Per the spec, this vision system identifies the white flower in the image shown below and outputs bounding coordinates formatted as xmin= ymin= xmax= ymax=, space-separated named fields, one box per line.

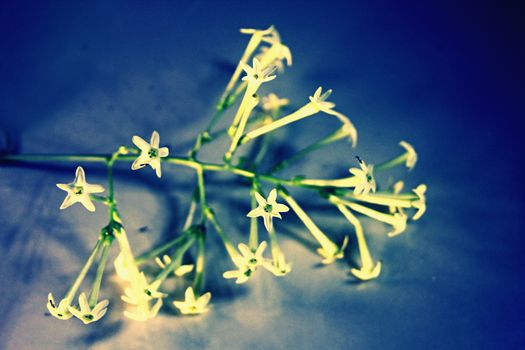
xmin=412 ymin=184 xmax=427 ymax=220
xmin=317 ymin=236 xmax=349 ymax=265
xmin=223 ymin=242 xmax=272 ymax=284
xmin=123 ymin=299 xmax=163 ymax=322
xmin=56 ymin=166 xmax=104 ymax=212
xmin=241 ymin=58 xmax=277 ymax=87
xmin=121 ymin=272 xmax=167 ymax=305
xmin=131 ymin=130 xmax=169 ymax=178
xmin=387 ymin=212 xmax=408 ymax=237
xmin=349 ymin=158 xmax=376 ymax=195
xmin=173 ymin=287 xmax=211 ymax=315
xmin=309 ymin=87 xmax=357 ymax=147
xmin=67 ymin=293 xmax=109 ymax=324
xmin=155 ymin=255 xmax=194 ymax=277
xmin=246 ymin=189 xmax=289 ymax=232
xmin=399 ymin=141 xmax=418 ymax=170
xmin=47 ymin=293 xmax=73 ymax=320
xmin=261 ymin=93 xmax=289 ymax=113
xmin=114 ymin=252 xmax=132 ymax=281
xmin=266 ymin=251 xmax=292 ymax=276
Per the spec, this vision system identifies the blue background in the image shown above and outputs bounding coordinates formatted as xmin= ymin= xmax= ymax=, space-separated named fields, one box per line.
xmin=0 ymin=1 xmax=523 ymax=349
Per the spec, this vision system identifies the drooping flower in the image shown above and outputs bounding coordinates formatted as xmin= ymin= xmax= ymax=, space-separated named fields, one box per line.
xmin=56 ymin=166 xmax=105 ymax=212
xmin=121 ymin=272 xmax=167 ymax=305
xmin=223 ymin=241 xmax=272 ymax=284
xmin=131 ymin=130 xmax=169 ymax=178
xmin=349 ymin=157 xmax=377 ymax=195
xmin=123 ymin=299 xmax=163 ymax=322
xmin=67 ymin=292 xmax=109 ymax=325
xmin=47 ymin=293 xmax=73 ymax=320
xmin=317 ymin=236 xmax=349 ymax=265
xmin=266 ymin=250 xmax=292 ymax=276
xmin=114 ymin=252 xmax=132 ymax=282
xmin=155 ymin=255 xmax=194 ymax=277
xmin=173 ymin=287 xmax=211 ymax=315
xmin=246 ymin=189 xmax=289 ymax=232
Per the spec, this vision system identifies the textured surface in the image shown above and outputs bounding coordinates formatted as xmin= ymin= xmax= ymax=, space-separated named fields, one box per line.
xmin=0 ymin=1 xmax=523 ymax=349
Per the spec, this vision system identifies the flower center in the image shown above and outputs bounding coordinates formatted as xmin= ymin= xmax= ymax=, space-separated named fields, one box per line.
xmin=249 ymin=258 xmax=258 ymax=265
xmin=74 ymin=186 xmax=84 ymax=195
xmin=366 ymin=174 xmax=372 ymax=182
xmin=264 ymin=204 xmax=273 ymax=213
xmin=148 ymin=148 xmax=159 ymax=158
xmin=144 ymin=289 xmax=152 ymax=297
xmin=244 ymin=269 xmax=253 ymax=277
xmin=83 ymin=314 xmax=94 ymax=321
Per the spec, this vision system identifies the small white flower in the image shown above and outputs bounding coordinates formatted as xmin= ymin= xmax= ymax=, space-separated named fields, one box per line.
xmin=67 ymin=293 xmax=109 ymax=325
xmin=131 ymin=130 xmax=169 ymax=178
xmin=114 ymin=252 xmax=132 ymax=281
xmin=123 ymin=299 xmax=163 ymax=322
xmin=47 ymin=293 xmax=73 ymax=320
xmin=223 ymin=242 xmax=272 ymax=284
xmin=173 ymin=287 xmax=211 ymax=315
xmin=412 ymin=184 xmax=427 ymax=221
xmin=241 ymin=58 xmax=277 ymax=87
xmin=246 ymin=189 xmax=289 ymax=232
xmin=399 ymin=141 xmax=418 ymax=170
xmin=349 ymin=158 xmax=376 ymax=195
xmin=56 ymin=166 xmax=104 ymax=212
xmin=387 ymin=212 xmax=408 ymax=237
xmin=266 ymin=251 xmax=292 ymax=276
xmin=155 ymin=255 xmax=194 ymax=277
xmin=261 ymin=93 xmax=289 ymax=113
xmin=317 ymin=236 xmax=349 ymax=265
xmin=121 ymin=272 xmax=167 ymax=305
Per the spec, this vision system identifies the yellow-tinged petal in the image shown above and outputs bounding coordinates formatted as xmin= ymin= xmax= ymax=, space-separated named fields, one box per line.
xmin=399 ymin=141 xmax=418 ymax=170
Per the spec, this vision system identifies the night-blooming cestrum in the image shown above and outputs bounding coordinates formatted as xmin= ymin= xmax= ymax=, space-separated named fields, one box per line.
xmin=317 ymin=236 xmax=349 ymax=265
xmin=121 ymin=272 xmax=167 ymax=305
xmin=47 ymin=293 xmax=73 ymax=320
xmin=223 ymin=242 xmax=272 ymax=284
xmin=173 ymin=287 xmax=211 ymax=315
xmin=247 ymin=189 xmax=289 ymax=232
xmin=56 ymin=166 xmax=105 ymax=212
xmin=399 ymin=141 xmax=418 ymax=170
xmin=155 ymin=254 xmax=194 ymax=277
xmin=131 ymin=130 xmax=169 ymax=178
xmin=241 ymin=58 xmax=276 ymax=92
xmin=412 ymin=184 xmax=427 ymax=220
xmin=262 ymin=93 xmax=289 ymax=113
xmin=67 ymin=292 xmax=109 ymax=324
xmin=350 ymin=157 xmax=376 ymax=195
xmin=267 ymin=251 xmax=292 ymax=276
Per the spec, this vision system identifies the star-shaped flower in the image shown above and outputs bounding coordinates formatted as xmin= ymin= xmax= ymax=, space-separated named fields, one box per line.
xmin=47 ymin=293 xmax=73 ymax=320
xmin=247 ymin=189 xmax=289 ymax=232
xmin=67 ymin=293 xmax=109 ymax=325
xmin=349 ymin=158 xmax=377 ymax=196
xmin=131 ymin=130 xmax=169 ymax=178
xmin=56 ymin=166 xmax=104 ymax=212
xmin=261 ymin=93 xmax=289 ymax=113
xmin=223 ymin=242 xmax=272 ymax=284
xmin=173 ymin=287 xmax=211 ymax=315
xmin=241 ymin=58 xmax=277 ymax=87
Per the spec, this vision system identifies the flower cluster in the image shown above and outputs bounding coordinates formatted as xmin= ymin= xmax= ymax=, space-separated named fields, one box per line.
xmin=0 ymin=25 xmax=427 ymax=324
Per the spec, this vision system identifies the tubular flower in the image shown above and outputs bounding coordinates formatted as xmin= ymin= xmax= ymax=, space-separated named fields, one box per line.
xmin=173 ymin=287 xmax=211 ymax=315
xmin=121 ymin=272 xmax=167 ymax=306
xmin=412 ymin=184 xmax=427 ymax=220
xmin=155 ymin=255 xmax=194 ymax=277
xmin=67 ymin=293 xmax=109 ymax=325
xmin=267 ymin=250 xmax=292 ymax=277
xmin=124 ymin=299 xmax=163 ymax=322
xmin=47 ymin=293 xmax=73 ymax=320
xmin=389 ymin=181 xmax=405 ymax=214
xmin=56 ymin=166 xmax=105 ymax=212
xmin=114 ymin=252 xmax=132 ymax=282
xmin=131 ymin=130 xmax=169 ymax=178
xmin=399 ymin=141 xmax=418 ymax=170
xmin=255 ymin=30 xmax=292 ymax=72
xmin=246 ymin=189 xmax=289 ymax=232
xmin=223 ymin=242 xmax=272 ymax=284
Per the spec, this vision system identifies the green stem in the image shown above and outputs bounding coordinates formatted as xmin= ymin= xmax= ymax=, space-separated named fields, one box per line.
xmin=64 ymin=239 xmax=103 ymax=302
xmin=135 ymin=233 xmax=191 ymax=265
xmin=88 ymin=238 xmax=112 ymax=307
xmin=374 ymin=153 xmax=408 ymax=172
xmin=204 ymin=208 xmax=239 ymax=259
xmin=248 ymin=182 xmax=259 ymax=250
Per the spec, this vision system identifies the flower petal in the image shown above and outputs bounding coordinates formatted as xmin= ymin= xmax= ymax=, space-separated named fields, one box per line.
xmin=132 ymin=135 xmax=150 ymax=151
xmin=75 ymin=166 xmax=86 ymax=185
xmin=267 ymin=189 xmax=277 ymax=204
xmin=150 ymin=131 xmax=160 ymax=148
xmin=159 ymin=147 xmax=169 ymax=158
xmin=254 ymin=192 xmax=267 ymax=207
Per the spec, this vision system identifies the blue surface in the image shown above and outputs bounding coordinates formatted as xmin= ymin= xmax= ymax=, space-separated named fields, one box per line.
xmin=0 ymin=1 xmax=524 ymax=349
